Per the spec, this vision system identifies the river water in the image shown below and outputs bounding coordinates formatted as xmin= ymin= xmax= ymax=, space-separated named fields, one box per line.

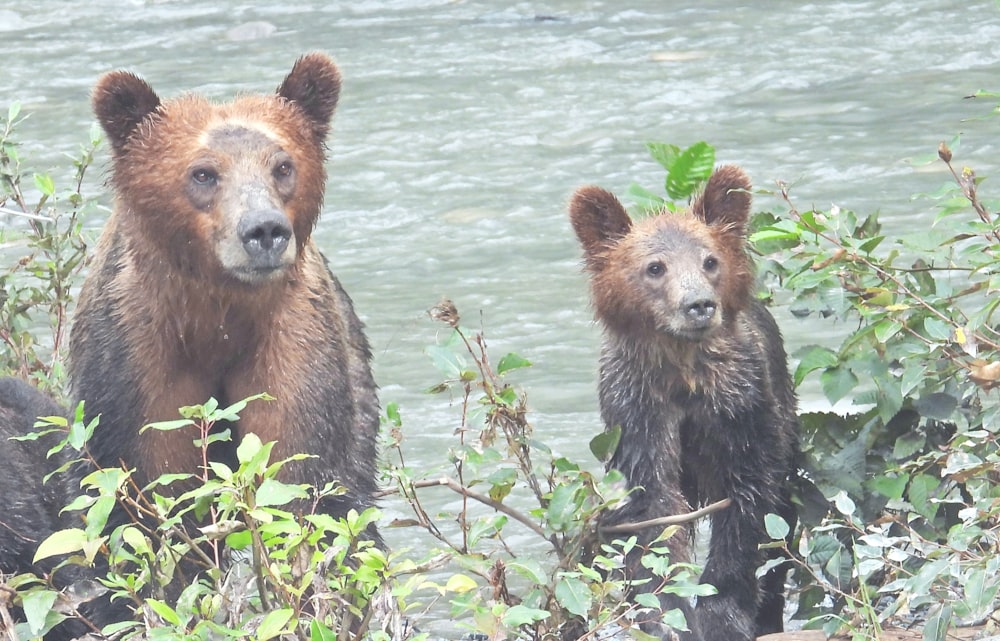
xmin=4 ymin=1 xmax=1000 ymax=635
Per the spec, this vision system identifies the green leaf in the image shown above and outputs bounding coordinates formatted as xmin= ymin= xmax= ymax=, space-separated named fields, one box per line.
xmin=922 ymin=317 xmax=952 ymax=341
xmin=33 ymin=528 xmax=86 ymax=563
xmin=914 ymin=393 xmax=958 ymax=421
xmin=793 ymin=345 xmax=839 ymax=387
xmin=507 ymin=560 xmax=547 ymax=585
xmin=546 ymin=481 xmax=583 ymax=531
xmin=255 ymin=478 xmax=308 ymax=507
xmin=764 ymin=513 xmax=790 ymax=540
xmin=659 ymin=608 xmax=691 ymax=632
xmin=445 ymin=573 xmax=478 ymax=593
xmin=646 ymin=142 xmax=681 ymax=171
xmin=870 ymin=473 xmax=907 ymax=501
xmin=554 ymin=576 xmax=592 ymax=617
xmin=820 ymin=366 xmax=858 ymax=404
xmin=257 ymin=608 xmax=294 ymax=641
xmin=501 ymin=604 xmax=550 ymax=626
xmin=425 ymin=344 xmax=465 ymax=379
xmin=907 ymin=474 xmax=940 ymax=521
xmin=236 ymin=432 xmax=265 ymax=465
xmin=141 ymin=418 xmax=195 ymax=433
xmin=665 ymin=141 xmax=715 ymax=200
xmin=921 ymin=604 xmax=952 ymax=641
xmin=626 ymin=183 xmax=666 ymax=212
xmin=146 ymin=599 xmax=181 ymax=626
xmin=497 ymin=352 xmax=532 ymax=375
xmin=310 ymin=620 xmax=336 ymax=641
xmin=33 ymin=173 xmax=55 ymax=197
xmin=23 ymin=590 xmax=58 ymax=635
xmin=589 ymin=425 xmax=621 ymax=461
xmin=832 ymin=491 xmax=856 ymax=516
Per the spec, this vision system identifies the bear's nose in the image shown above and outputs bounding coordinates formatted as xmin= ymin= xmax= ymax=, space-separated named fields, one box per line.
xmin=238 ymin=209 xmax=292 ymax=266
xmin=683 ymin=297 xmax=717 ymax=325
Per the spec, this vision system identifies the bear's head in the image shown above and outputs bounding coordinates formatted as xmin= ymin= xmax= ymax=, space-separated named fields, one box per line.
xmin=92 ymin=53 xmax=341 ymax=286
xmin=569 ymin=165 xmax=754 ymax=342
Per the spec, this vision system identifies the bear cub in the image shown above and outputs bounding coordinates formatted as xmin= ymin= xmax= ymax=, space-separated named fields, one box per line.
xmin=569 ymin=166 xmax=799 ymax=641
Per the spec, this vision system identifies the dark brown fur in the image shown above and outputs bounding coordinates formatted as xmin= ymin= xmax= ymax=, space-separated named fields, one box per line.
xmin=72 ymin=52 xmax=379 ymax=529
xmin=570 ymin=166 xmax=799 ymax=641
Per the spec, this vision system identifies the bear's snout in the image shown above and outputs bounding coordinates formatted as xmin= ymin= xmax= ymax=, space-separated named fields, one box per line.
xmin=682 ymin=294 xmax=717 ymax=327
xmin=238 ymin=209 xmax=293 ymax=269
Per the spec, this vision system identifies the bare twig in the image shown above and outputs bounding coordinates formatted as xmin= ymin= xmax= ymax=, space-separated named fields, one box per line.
xmin=599 ymin=498 xmax=733 ymax=534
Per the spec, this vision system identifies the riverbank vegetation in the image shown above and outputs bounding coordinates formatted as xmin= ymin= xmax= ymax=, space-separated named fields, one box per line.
xmin=3 ymin=91 xmax=1000 ymax=640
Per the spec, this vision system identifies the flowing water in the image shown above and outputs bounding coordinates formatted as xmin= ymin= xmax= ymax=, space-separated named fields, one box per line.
xmin=4 ymin=1 xmax=1000 ymax=635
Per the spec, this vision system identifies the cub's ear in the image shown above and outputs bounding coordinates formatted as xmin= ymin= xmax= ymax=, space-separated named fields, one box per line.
xmin=277 ymin=52 xmax=341 ymax=143
xmin=92 ymin=71 xmax=161 ymax=156
xmin=569 ymin=186 xmax=632 ymax=270
xmin=693 ymin=165 xmax=752 ymax=236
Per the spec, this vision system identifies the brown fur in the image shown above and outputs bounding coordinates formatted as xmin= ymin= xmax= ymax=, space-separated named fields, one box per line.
xmin=570 ymin=166 xmax=799 ymax=641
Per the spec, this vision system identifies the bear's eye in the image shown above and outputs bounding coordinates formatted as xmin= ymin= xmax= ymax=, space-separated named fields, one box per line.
xmin=191 ymin=168 xmax=217 ymax=186
xmin=704 ymin=256 xmax=718 ymax=271
xmin=274 ymin=160 xmax=294 ymax=179
xmin=646 ymin=261 xmax=665 ymax=278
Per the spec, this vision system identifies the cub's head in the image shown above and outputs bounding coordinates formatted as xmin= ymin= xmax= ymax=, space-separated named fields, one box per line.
xmin=92 ymin=53 xmax=341 ymax=285
xmin=569 ymin=165 xmax=754 ymax=341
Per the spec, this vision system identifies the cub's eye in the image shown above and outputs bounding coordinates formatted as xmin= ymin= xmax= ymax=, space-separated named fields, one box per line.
xmin=274 ymin=160 xmax=294 ymax=178
xmin=704 ymin=256 xmax=718 ymax=271
xmin=646 ymin=261 xmax=665 ymax=277
xmin=191 ymin=168 xmax=217 ymax=186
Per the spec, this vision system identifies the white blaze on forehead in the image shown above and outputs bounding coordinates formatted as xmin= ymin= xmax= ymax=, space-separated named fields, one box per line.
xmin=196 ymin=117 xmax=287 ymax=148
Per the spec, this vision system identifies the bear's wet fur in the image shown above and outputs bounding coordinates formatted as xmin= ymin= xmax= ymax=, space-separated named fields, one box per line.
xmin=0 ymin=54 xmax=384 ymax=636
xmin=0 ymin=378 xmax=71 ymax=579
xmin=73 ymin=52 xmax=379 ymax=523
xmin=569 ymin=165 xmax=799 ymax=640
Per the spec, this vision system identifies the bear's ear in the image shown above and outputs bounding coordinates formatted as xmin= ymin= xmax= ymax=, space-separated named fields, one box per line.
xmin=569 ymin=186 xmax=632 ymax=270
xmin=92 ymin=71 xmax=161 ymax=155
xmin=692 ymin=165 xmax=752 ymax=236
xmin=277 ymin=52 xmax=341 ymax=143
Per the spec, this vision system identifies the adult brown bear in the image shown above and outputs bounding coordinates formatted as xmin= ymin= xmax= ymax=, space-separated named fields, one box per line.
xmin=73 ymin=52 xmax=380 ymax=532
xmin=569 ymin=166 xmax=799 ymax=640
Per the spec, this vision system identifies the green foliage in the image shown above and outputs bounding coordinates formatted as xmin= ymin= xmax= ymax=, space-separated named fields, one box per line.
xmin=8 ymin=96 xmax=1000 ymax=640
xmin=748 ymin=137 xmax=1000 ymax=636
xmin=382 ymin=299 xmax=713 ymax=638
xmin=1 ymin=103 xmax=99 ymax=392
xmin=4 ymin=397 xmax=400 ymax=641
xmin=627 ymin=140 xmax=715 ymax=213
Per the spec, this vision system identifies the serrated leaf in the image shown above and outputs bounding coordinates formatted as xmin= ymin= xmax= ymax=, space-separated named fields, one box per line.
xmin=646 ymin=142 xmax=681 ymax=170
xmin=665 ymin=141 xmax=715 ymax=200
xmin=820 ymin=366 xmax=858 ymax=404
xmin=793 ymin=345 xmax=839 ymax=387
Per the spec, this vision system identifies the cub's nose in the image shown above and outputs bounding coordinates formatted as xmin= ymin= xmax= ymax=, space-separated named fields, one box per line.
xmin=683 ymin=297 xmax=717 ymax=326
